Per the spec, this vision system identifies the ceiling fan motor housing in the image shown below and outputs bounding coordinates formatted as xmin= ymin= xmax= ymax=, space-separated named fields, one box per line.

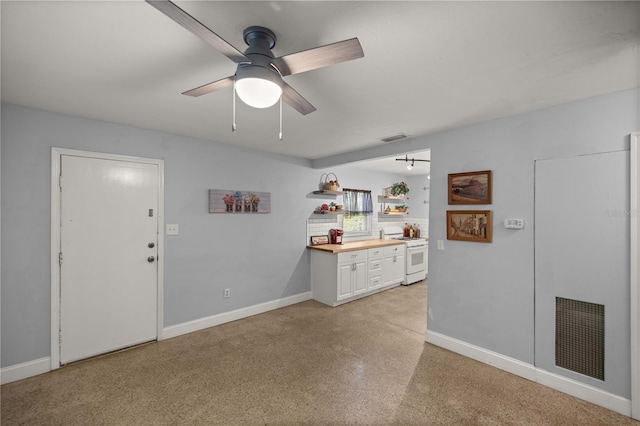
xmin=235 ymin=26 xmax=283 ymax=107
xmin=236 ymin=26 xmax=282 ymax=87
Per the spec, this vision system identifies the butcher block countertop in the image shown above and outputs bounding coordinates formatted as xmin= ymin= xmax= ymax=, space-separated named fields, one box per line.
xmin=307 ymin=239 xmax=405 ymax=254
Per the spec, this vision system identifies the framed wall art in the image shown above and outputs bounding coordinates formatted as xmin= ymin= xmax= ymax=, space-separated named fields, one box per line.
xmin=448 ymin=170 xmax=492 ymax=204
xmin=209 ymin=189 xmax=271 ymax=214
xmin=446 ymin=210 xmax=492 ymax=243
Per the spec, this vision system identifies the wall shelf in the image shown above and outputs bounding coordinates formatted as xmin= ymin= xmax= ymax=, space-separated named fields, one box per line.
xmin=312 ymin=210 xmax=346 ymax=216
xmin=378 ymin=195 xmax=408 ymax=203
xmin=378 ymin=211 xmax=408 ymax=217
xmin=312 ymin=190 xmax=345 ymax=196
xmin=378 ymin=195 xmax=408 ymax=216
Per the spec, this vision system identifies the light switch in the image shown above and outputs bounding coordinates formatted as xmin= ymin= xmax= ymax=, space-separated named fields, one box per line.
xmin=437 ymin=240 xmax=445 ymax=251
xmin=166 ymin=224 xmax=179 ymax=235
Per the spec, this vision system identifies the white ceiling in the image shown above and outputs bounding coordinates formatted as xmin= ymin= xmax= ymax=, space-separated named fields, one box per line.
xmin=2 ymin=1 xmax=638 ymax=169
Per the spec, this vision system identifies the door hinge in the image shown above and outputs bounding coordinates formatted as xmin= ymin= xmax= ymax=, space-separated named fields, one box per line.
xmin=59 ymin=174 xmax=63 ymax=190
xmin=59 ymin=252 xmax=63 ymax=266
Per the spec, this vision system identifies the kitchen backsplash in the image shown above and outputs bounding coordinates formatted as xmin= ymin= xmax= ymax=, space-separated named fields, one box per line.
xmin=306 ymin=215 xmax=429 ymax=246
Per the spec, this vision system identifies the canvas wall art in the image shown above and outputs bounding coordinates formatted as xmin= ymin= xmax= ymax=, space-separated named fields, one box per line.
xmin=209 ymin=189 xmax=271 ymax=214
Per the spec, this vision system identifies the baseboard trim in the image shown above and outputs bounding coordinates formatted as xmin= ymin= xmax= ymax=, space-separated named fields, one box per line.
xmin=1 ymin=357 xmax=51 ymax=385
xmin=426 ymin=331 xmax=631 ymax=417
xmin=536 ymin=368 xmax=631 ymax=417
xmin=426 ymin=330 xmax=537 ymax=381
xmin=162 ymin=291 xmax=313 ymax=339
xmin=1 ymin=292 xmax=312 ymax=384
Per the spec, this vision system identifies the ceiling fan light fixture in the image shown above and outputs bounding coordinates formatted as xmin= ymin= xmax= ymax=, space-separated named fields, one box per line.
xmin=235 ymin=65 xmax=283 ymax=108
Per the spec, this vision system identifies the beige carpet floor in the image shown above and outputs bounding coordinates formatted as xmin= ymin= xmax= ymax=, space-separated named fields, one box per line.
xmin=2 ymin=282 xmax=637 ymax=425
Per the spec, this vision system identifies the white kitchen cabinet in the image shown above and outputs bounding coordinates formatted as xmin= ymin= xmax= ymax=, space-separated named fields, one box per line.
xmin=311 ymin=249 xmax=368 ymax=306
xmin=383 ymin=245 xmax=405 ymax=287
xmin=311 ymin=243 xmax=404 ymax=307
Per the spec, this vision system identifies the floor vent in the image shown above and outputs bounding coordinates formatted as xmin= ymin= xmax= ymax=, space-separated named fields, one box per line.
xmin=555 ymin=297 xmax=604 ymax=380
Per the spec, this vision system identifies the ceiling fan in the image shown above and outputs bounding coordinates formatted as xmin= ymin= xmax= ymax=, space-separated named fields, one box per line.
xmin=146 ymin=0 xmax=365 ymax=118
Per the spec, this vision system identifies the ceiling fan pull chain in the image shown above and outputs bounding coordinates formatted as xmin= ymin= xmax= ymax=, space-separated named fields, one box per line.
xmin=232 ymin=79 xmax=237 ymax=132
xmin=279 ymin=95 xmax=283 ymax=141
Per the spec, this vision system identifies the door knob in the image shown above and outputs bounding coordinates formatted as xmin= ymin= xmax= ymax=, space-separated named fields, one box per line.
xmin=147 ymin=256 xmax=155 ymax=263
xmin=148 ymin=242 xmax=155 ymax=248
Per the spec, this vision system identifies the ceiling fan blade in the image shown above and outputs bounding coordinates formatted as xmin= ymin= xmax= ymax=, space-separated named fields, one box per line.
xmin=282 ymin=83 xmax=316 ymax=115
xmin=182 ymin=76 xmax=234 ymax=97
xmin=272 ymin=38 xmax=364 ymax=77
xmin=146 ymin=0 xmax=248 ymax=64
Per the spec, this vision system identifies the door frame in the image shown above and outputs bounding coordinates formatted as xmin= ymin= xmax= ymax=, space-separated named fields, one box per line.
xmin=50 ymin=147 xmax=165 ymax=369
xmin=631 ymin=133 xmax=640 ymax=419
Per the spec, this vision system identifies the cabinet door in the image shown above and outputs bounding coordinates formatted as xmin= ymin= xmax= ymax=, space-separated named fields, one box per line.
xmin=337 ymin=262 xmax=354 ymax=300
xmin=382 ymin=255 xmax=394 ymax=287
xmin=393 ymin=254 xmax=405 ymax=284
xmin=353 ymin=260 xmax=368 ymax=295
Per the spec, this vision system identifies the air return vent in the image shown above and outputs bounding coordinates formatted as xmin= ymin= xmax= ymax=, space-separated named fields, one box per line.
xmin=380 ymin=133 xmax=408 ymax=143
xmin=555 ymin=297 xmax=604 ymax=380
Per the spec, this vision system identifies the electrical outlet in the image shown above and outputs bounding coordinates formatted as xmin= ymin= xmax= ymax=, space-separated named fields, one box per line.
xmin=223 ymin=288 xmax=230 ymax=298
xmin=166 ymin=224 xmax=179 ymax=235
xmin=437 ymin=240 xmax=445 ymax=251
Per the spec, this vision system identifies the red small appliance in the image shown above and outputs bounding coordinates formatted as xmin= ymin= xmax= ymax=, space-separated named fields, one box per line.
xmin=329 ymin=229 xmax=344 ymax=245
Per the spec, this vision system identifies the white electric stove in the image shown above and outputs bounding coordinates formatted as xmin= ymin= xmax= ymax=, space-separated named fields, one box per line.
xmin=380 ymin=226 xmax=428 ymax=285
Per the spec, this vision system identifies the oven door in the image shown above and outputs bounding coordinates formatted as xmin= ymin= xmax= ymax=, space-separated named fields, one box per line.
xmin=406 ymin=245 xmax=427 ymax=275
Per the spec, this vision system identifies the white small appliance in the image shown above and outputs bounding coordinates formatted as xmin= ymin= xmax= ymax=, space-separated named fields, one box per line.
xmin=380 ymin=226 xmax=428 ymax=285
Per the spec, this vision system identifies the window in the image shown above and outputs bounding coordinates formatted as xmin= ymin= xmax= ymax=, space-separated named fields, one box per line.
xmin=343 ymin=213 xmax=372 ymax=236
xmin=342 ymin=189 xmax=373 ymax=236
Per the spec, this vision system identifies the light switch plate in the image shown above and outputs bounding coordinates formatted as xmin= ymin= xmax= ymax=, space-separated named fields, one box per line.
xmin=437 ymin=240 xmax=445 ymax=251
xmin=166 ymin=224 xmax=179 ymax=235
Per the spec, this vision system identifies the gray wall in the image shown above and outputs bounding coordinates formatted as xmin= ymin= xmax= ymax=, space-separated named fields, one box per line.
xmin=404 ymin=175 xmax=430 ymax=219
xmin=0 ymin=103 xmax=402 ymax=367
xmin=426 ymin=89 xmax=637 ymax=378
xmin=314 ymin=88 xmax=639 ymax=398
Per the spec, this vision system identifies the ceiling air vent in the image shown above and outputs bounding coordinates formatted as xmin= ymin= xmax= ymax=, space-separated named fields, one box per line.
xmin=381 ymin=133 xmax=408 ymax=143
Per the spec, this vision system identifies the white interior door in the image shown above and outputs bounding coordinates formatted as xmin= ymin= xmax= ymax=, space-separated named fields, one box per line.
xmin=59 ymin=154 xmax=159 ymax=364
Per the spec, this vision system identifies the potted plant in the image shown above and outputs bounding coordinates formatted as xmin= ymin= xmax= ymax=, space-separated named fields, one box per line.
xmin=395 ymin=205 xmax=408 ymax=213
xmin=391 ymin=181 xmax=409 ymax=196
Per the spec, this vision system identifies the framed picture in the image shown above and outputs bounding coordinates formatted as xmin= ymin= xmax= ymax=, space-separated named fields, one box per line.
xmin=447 ymin=210 xmax=492 ymax=243
xmin=448 ymin=170 xmax=492 ymax=204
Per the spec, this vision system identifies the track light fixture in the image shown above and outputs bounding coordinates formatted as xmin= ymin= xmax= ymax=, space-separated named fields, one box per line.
xmin=396 ymin=154 xmax=430 ymax=170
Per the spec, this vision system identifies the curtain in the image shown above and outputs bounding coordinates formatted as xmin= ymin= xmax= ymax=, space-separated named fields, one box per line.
xmin=343 ymin=189 xmax=373 ymax=213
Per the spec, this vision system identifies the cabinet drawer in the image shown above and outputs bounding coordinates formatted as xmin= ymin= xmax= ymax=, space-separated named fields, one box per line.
xmin=384 ymin=245 xmax=404 ymax=256
xmin=337 ymin=250 xmax=367 ymax=263
xmin=369 ymin=275 xmax=382 ymax=289
xmin=369 ymin=258 xmax=382 ymax=274
xmin=368 ymin=247 xmax=383 ymax=259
